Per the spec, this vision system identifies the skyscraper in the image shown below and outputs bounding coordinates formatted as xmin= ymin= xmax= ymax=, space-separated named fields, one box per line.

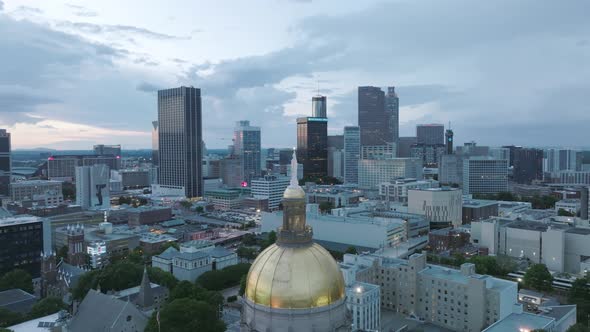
xmin=416 ymin=124 xmax=444 ymax=145
xmin=445 ymin=129 xmax=454 ymax=154
xmin=545 ymin=149 xmax=577 ymax=173
xmin=76 ymin=164 xmax=110 ymax=210
xmin=233 ymin=120 xmax=261 ymax=184
xmin=312 ymin=95 xmax=327 ymax=118
xmin=157 ymin=86 xmax=203 ymax=198
xmin=151 ymin=121 xmax=159 ymax=166
xmin=385 ymin=86 xmax=399 ymax=143
xmin=297 ymin=117 xmax=328 ymax=178
xmin=93 ymin=144 xmax=121 ymax=156
xmin=0 ymin=129 xmax=11 ymax=196
xmin=463 ymin=157 xmax=508 ymax=194
xmin=358 ymin=86 xmax=388 ymax=146
xmin=513 ymin=148 xmax=543 ymax=184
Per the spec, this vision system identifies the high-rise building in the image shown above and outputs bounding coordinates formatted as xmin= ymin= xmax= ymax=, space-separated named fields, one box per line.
xmin=76 ymin=164 xmax=110 ymax=210
xmin=233 ymin=120 xmax=261 ymax=184
xmin=327 ymin=135 xmax=344 ymax=150
xmin=10 ymin=180 xmax=64 ymax=206
xmin=312 ymin=95 xmax=327 ymax=118
xmin=489 ymin=147 xmax=510 ymax=162
xmin=358 ymin=86 xmax=387 ymax=146
xmin=297 ymin=117 xmax=328 ymax=178
xmin=463 ymin=157 xmax=508 ymax=194
xmin=0 ymin=129 xmax=11 ymax=196
xmin=513 ymin=148 xmax=543 ymax=184
xmin=385 ymin=86 xmax=399 ymax=143
xmin=344 ymin=126 xmax=360 ymax=184
xmin=358 ymin=158 xmax=423 ymax=190
xmin=445 ymin=129 xmax=454 ymax=154
xmin=93 ymin=144 xmax=121 ymax=156
xmin=242 ymin=154 xmax=349 ymax=331
xmin=397 ymin=136 xmax=417 ymax=158
xmin=502 ymin=145 xmax=520 ymax=167
xmin=416 ymin=124 xmax=444 ymax=145
xmin=0 ymin=216 xmax=46 ymax=277
xmin=151 ymin=121 xmax=159 ymax=166
xmin=220 ymin=156 xmax=243 ymax=188
xmin=545 ymin=149 xmax=577 ymax=173
xmin=327 ymin=148 xmax=344 ymax=179
xmin=47 ymin=155 xmax=120 ymax=181
xmin=250 ymin=175 xmax=290 ymax=211
xmin=157 ymin=86 xmax=203 ymax=198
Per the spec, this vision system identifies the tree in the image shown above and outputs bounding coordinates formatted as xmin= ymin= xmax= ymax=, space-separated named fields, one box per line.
xmin=241 ymin=233 xmax=257 ymax=246
xmin=195 ymin=206 xmax=204 ymax=213
xmin=28 ymin=297 xmax=67 ymax=319
xmin=0 ymin=269 xmax=34 ymax=293
xmin=147 ymin=267 xmax=178 ymax=290
xmin=56 ymin=245 xmax=69 ymax=262
xmin=236 ymin=246 xmax=257 ymax=261
xmin=0 ymin=307 xmax=23 ymax=328
xmin=196 ymin=263 xmax=251 ymax=291
xmin=568 ymin=276 xmax=590 ymax=325
xmin=566 ymin=323 xmax=590 ymax=332
xmin=62 ymin=182 xmax=75 ymax=200
xmin=345 ymin=246 xmax=358 ymax=255
xmin=260 ymin=231 xmax=277 ymax=251
xmin=180 ymin=200 xmax=193 ymax=209
xmin=524 ymin=264 xmax=553 ymax=291
xmin=158 ymin=241 xmax=180 ymax=254
xmin=318 ymin=201 xmax=334 ymax=214
xmin=558 ymin=208 xmax=576 ymax=217
xmin=239 ymin=275 xmax=247 ymax=296
xmin=145 ymin=298 xmax=225 ymax=332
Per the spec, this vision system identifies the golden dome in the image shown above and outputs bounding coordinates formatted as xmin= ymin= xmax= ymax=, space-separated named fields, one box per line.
xmin=283 ymin=185 xmax=305 ymax=199
xmin=245 ymin=242 xmax=345 ymax=309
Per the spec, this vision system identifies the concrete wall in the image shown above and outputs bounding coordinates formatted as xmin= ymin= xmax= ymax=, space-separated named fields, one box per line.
xmin=504 ymin=228 xmax=542 ymax=263
xmin=564 ymin=232 xmax=590 ymax=273
xmin=541 ymin=228 xmax=565 ymax=272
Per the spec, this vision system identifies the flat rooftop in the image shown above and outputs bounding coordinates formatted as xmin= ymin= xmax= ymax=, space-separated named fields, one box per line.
xmin=0 ymin=215 xmax=42 ymax=227
xmin=463 ymin=199 xmax=498 ymax=208
xmin=565 ymin=227 xmax=590 ymax=235
xmin=483 ymin=312 xmax=554 ymax=332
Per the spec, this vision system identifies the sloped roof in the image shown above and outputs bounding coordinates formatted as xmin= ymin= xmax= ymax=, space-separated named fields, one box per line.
xmin=68 ymin=290 xmax=148 ymax=332
xmin=0 ymin=289 xmax=37 ymax=313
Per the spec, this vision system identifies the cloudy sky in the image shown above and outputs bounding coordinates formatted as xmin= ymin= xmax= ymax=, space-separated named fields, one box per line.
xmin=0 ymin=0 xmax=588 ymax=150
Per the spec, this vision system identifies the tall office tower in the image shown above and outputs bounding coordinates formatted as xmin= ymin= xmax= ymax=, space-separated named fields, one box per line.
xmin=385 ymin=86 xmax=399 ymax=143
xmin=220 ymin=156 xmax=243 ymax=188
xmin=47 ymin=155 xmax=120 ymax=181
xmin=463 ymin=157 xmax=508 ymax=195
xmin=279 ymin=149 xmax=293 ymax=165
xmin=233 ymin=120 xmax=261 ymax=184
xmin=157 ymin=86 xmax=203 ymax=198
xmin=513 ymin=148 xmax=543 ymax=184
xmin=358 ymin=86 xmax=389 ymax=146
xmin=445 ymin=129 xmax=454 ymax=154
xmin=397 ymin=137 xmax=417 ymax=158
xmin=0 ymin=129 xmax=10 ymax=196
xmin=416 ymin=124 xmax=444 ymax=145
xmin=489 ymin=147 xmax=510 ymax=162
xmin=250 ymin=175 xmax=290 ymax=211
xmin=151 ymin=121 xmax=159 ymax=166
xmin=502 ymin=145 xmax=520 ymax=167
xmin=93 ymin=144 xmax=121 ymax=156
xmin=545 ymin=149 xmax=577 ymax=173
xmin=344 ymin=126 xmax=361 ymax=184
xmin=297 ymin=117 xmax=328 ymax=178
xmin=327 ymin=135 xmax=344 ymax=150
xmin=312 ymin=95 xmax=327 ymax=118
xmin=75 ymin=164 xmax=110 ymax=210
xmin=327 ymin=148 xmax=344 ymax=179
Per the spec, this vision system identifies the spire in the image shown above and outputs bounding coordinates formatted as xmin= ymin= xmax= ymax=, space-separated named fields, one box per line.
xmin=136 ymin=266 xmax=154 ymax=308
xmin=290 ymin=149 xmax=298 ymax=187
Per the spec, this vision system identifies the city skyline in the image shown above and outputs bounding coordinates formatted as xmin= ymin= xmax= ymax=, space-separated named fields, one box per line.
xmin=0 ymin=0 xmax=589 ymax=150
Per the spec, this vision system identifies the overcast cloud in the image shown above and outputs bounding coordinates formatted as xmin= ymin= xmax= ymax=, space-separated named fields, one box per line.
xmin=0 ymin=0 xmax=588 ymax=149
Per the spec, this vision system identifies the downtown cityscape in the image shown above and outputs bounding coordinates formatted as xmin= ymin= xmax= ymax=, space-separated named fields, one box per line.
xmin=0 ymin=1 xmax=589 ymax=332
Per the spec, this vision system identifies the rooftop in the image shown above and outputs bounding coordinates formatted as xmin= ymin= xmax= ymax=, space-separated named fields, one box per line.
xmin=565 ymin=227 xmax=590 ymax=235
xmin=483 ymin=312 xmax=554 ymax=332
xmin=11 ymin=180 xmax=62 ymax=186
xmin=463 ymin=199 xmax=498 ymax=208
xmin=0 ymin=289 xmax=37 ymax=314
xmin=0 ymin=215 xmax=43 ymax=227
xmin=7 ymin=312 xmax=61 ymax=332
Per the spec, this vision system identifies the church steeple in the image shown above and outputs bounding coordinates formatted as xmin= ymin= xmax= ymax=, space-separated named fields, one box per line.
xmin=136 ymin=266 xmax=154 ymax=308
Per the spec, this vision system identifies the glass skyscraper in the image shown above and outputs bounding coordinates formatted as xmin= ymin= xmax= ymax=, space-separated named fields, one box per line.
xmin=358 ymin=86 xmax=397 ymax=147
xmin=297 ymin=117 xmax=328 ymax=178
xmin=0 ymin=129 xmax=10 ymax=196
xmin=157 ymin=86 xmax=203 ymax=198
xmin=344 ymin=126 xmax=360 ymax=184
xmin=312 ymin=95 xmax=327 ymax=118
xmin=233 ymin=120 xmax=261 ymax=184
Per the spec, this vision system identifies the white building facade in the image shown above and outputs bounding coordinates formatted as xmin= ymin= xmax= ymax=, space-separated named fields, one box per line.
xmin=10 ymin=180 xmax=63 ymax=206
xmin=408 ymin=188 xmax=463 ymax=228
xmin=358 ymin=158 xmax=423 ymax=190
xmin=250 ymin=175 xmax=290 ymax=210
xmin=75 ymin=164 xmax=110 ymax=210
xmin=379 ymin=178 xmax=439 ymax=203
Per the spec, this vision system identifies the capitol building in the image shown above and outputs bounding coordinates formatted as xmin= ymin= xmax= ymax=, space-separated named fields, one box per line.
xmin=241 ymin=153 xmax=351 ymax=331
